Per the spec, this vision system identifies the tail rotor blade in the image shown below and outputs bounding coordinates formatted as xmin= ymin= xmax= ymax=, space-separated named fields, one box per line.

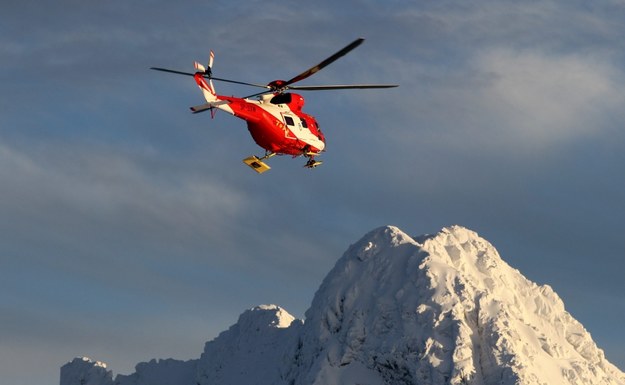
xmin=194 ymin=61 xmax=206 ymax=73
xmin=208 ymin=50 xmax=214 ymax=70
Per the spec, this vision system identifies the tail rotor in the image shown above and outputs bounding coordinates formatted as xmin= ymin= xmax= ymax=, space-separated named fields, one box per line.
xmin=194 ymin=50 xmax=214 ymax=77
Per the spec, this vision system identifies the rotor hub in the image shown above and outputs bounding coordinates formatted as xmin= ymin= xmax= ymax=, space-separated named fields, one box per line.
xmin=267 ymin=79 xmax=287 ymax=91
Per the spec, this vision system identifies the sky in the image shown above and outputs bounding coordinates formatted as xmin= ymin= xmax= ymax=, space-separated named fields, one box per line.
xmin=1 ymin=1 xmax=625 ymax=384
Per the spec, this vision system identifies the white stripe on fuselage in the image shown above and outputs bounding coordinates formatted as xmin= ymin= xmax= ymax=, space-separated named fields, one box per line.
xmin=255 ymin=100 xmax=325 ymax=151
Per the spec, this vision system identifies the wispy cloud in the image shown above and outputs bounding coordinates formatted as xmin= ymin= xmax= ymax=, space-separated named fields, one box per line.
xmin=0 ymin=139 xmax=251 ymax=275
xmin=471 ymin=48 xmax=625 ymax=149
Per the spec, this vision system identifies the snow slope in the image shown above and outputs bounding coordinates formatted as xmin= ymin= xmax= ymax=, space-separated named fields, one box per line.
xmin=60 ymin=225 xmax=625 ymax=385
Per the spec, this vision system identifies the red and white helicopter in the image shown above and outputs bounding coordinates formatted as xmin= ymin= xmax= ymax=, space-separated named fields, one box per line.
xmin=151 ymin=38 xmax=397 ymax=173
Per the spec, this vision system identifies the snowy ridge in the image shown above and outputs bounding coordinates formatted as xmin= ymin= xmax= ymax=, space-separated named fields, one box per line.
xmin=60 ymin=225 xmax=625 ymax=385
xmin=196 ymin=304 xmax=302 ymax=385
xmin=115 ymin=358 xmax=198 ymax=385
xmin=60 ymin=357 xmax=113 ymax=385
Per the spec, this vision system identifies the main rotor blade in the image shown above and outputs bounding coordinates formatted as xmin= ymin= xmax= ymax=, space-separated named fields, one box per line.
xmin=151 ymin=67 xmax=268 ymax=88
xmin=211 ymin=77 xmax=269 ymax=89
xmin=288 ymin=84 xmax=399 ymax=91
xmin=241 ymin=90 xmax=275 ymax=99
xmin=150 ymin=67 xmax=195 ymax=76
xmin=284 ymin=38 xmax=365 ymax=86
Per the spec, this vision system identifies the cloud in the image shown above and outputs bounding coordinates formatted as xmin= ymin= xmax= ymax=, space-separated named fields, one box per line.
xmin=0 ymin=139 xmax=251 ymax=274
xmin=377 ymin=48 xmax=625 ymax=164
xmin=471 ymin=49 xmax=625 ymax=148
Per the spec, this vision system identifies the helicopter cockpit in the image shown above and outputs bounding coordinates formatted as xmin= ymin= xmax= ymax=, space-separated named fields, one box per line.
xmin=269 ymin=93 xmax=305 ymax=112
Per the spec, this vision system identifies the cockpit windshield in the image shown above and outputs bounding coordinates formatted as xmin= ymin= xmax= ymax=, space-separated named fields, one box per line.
xmin=270 ymin=93 xmax=292 ymax=105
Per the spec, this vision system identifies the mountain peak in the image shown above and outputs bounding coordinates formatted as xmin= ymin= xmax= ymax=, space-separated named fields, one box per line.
xmin=348 ymin=225 xmax=416 ymax=262
xmin=60 ymin=225 xmax=625 ymax=385
xmin=238 ymin=304 xmax=297 ymax=329
xmin=295 ymin=225 xmax=625 ymax=385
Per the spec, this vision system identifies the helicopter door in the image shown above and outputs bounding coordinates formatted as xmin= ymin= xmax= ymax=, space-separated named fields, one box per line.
xmin=282 ymin=113 xmax=323 ymax=148
xmin=282 ymin=114 xmax=301 ymax=139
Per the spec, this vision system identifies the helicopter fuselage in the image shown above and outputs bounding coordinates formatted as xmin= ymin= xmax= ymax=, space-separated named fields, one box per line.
xmin=152 ymin=38 xmax=396 ymax=172
xmin=243 ymin=95 xmax=325 ymax=156
xmin=195 ymin=72 xmax=325 ymax=157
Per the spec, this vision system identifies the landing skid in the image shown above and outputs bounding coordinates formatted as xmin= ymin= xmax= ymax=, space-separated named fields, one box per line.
xmin=305 ymin=159 xmax=323 ymax=169
xmin=243 ymin=152 xmax=276 ymax=174
xmin=243 ymin=152 xmax=323 ymax=173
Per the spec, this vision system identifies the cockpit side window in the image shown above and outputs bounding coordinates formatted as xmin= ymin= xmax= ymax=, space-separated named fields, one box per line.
xmin=300 ymin=118 xmax=308 ymax=128
xmin=284 ymin=116 xmax=295 ymax=126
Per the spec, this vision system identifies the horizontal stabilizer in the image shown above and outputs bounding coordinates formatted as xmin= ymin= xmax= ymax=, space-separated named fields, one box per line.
xmin=190 ymin=100 xmax=230 ymax=114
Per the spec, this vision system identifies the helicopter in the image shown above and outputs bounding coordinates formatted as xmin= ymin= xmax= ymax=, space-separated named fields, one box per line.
xmin=151 ymin=38 xmax=398 ymax=173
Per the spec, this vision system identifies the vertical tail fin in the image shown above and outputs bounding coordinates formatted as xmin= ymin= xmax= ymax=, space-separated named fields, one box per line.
xmin=193 ymin=51 xmax=218 ymax=103
xmin=193 ymin=73 xmax=218 ymax=103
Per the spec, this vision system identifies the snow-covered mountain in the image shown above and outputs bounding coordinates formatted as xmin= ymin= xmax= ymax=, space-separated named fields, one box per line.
xmin=60 ymin=225 xmax=625 ymax=385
